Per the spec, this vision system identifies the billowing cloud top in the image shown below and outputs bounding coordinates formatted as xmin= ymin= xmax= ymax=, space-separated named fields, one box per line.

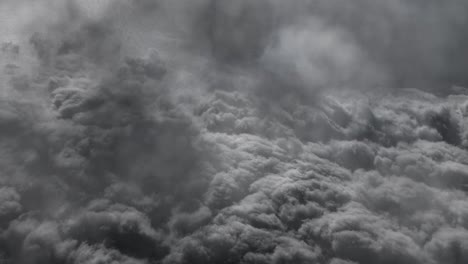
xmin=1 ymin=1 xmax=468 ymax=264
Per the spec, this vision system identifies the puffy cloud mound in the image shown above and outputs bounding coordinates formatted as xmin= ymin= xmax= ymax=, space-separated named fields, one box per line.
xmin=1 ymin=1 xmax=468 ymax=264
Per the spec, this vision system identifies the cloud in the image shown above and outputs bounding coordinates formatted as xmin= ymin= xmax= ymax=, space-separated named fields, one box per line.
xmin=67 ymin=243 xmax=147 ymax=264
xmin=1 ymin=1 xmax=468 ymax=264
xmin=261 ymin=18 xmax=384 ymax=94
xmin=0 ymin=187 xmax=22 ymax=226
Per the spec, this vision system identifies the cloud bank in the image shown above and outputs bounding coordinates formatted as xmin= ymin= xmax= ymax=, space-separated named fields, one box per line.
xmin=1 ymin=0 xmax=468 ymax=264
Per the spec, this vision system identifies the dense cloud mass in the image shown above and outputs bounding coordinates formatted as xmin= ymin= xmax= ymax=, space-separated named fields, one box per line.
xmin=1 ymin=0 xmax=468 ymax=263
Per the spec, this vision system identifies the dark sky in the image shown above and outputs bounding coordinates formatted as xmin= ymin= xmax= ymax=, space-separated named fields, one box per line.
xmin=0 ymin=1 xmax=468 ymax=264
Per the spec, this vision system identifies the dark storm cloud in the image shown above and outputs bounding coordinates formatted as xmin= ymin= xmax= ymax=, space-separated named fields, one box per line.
xmin=1 ymin=0 xmax=468 ymax=264
xmin=283 ymin=0 xmax=468 ymax=89
xmin=170 ymin=0 xmax=468 ymax=93
xmin=0 ymin=2 xmax=214 ymax=263
xmin=174 ymin=87 xmax=468 ymax=264
xmin=0 ymin=187 xmax=22 ymax=226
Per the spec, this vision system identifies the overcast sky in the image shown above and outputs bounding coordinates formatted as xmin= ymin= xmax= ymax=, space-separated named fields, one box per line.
xmin=0 ymin=1 xmax=468 ymax=264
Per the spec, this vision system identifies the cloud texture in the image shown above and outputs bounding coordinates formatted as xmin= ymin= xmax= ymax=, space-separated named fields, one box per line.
xmin=1 ymin=0 xmax=468 ymax=263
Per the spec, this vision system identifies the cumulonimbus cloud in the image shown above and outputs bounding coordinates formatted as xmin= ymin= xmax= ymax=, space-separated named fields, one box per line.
xmin=0 ymin=1 xmax=468 ymax=264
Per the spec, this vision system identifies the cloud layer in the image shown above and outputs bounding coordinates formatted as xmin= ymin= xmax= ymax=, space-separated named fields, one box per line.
xmin=1 ymin=1 xmax=468 ymax=264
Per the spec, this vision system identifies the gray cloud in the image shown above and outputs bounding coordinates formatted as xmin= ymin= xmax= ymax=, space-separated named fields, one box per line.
xmin=1 ymin=0 xmax=468 ymax=264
